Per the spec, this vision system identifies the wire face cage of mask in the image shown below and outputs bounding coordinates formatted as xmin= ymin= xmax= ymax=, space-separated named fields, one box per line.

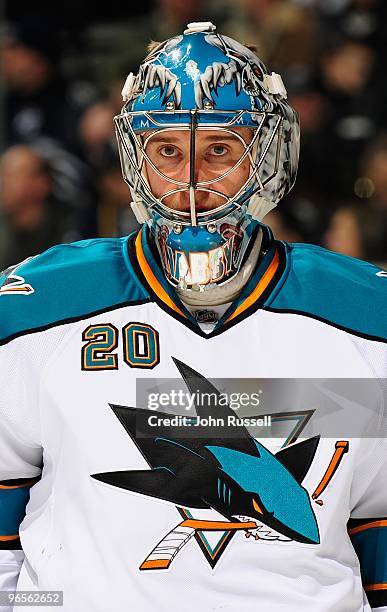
xmin=114 ymin=107 xmax=295 ymax=229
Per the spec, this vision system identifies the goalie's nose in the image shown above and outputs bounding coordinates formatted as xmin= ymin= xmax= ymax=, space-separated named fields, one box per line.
xmin=163 ymin=159 xmax=225 ymax=213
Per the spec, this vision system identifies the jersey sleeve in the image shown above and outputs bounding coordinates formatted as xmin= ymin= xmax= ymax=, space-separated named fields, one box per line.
xmin=349 ymin=434 xmax=387 ymax=611
xmin=0 ymin=332 xmax=43 ymax=603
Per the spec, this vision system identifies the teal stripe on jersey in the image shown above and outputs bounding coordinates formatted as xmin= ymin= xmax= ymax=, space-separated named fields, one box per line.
xmin=0 ymin=235 xmax=150 ymax=344
xmin=266 ymin=242 xmax=387 ymax=341
xmin=0 ymin=486 xmax=31 ymax=536
xmin=350 ymin=525 xmax=387 ymax=587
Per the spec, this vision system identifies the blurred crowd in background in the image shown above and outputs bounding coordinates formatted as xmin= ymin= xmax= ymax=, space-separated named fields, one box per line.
xmin=2 ymin=0 xmax=387 ymax=270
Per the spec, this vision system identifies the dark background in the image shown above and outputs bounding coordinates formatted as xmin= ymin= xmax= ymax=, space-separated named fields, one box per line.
xmin=1 ymin=0 xmax=387 ymax=269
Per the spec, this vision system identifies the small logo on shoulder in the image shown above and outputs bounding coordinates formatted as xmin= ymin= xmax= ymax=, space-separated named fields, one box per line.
xmin=376 ymin=270 xmax=387 ymax=278
xmin=0 ymin=258 xmax=35 ymax=296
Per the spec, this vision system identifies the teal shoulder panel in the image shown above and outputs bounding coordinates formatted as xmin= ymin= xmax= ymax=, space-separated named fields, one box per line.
xmin=266 ymin=243 xmax=387 ymax=342
xmin=0 ymin=235 xmax=149 ymax=344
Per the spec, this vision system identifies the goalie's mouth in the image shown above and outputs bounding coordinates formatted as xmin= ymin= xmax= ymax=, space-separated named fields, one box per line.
xmin=232 ymin=514 xmax=292 ymax=542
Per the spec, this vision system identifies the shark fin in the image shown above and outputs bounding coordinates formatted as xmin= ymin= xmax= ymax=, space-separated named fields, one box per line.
xmin=91 ymin=468 xmax=209 ymax=509
xmin=172 ymin=358 xmax=258 ymax=456
xmin=275 ymin=436 xmax=320 ymax=483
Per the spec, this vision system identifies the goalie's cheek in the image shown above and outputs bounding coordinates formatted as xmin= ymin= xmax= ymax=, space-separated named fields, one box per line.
xmin=213 ymin=172 xmax=249 ymax=199
xmin=144 ymin=165 xmax=172 ymax=200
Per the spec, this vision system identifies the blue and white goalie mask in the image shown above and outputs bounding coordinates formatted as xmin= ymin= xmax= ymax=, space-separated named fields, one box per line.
xmin=115 ymin=22 xmax=300 ymax=290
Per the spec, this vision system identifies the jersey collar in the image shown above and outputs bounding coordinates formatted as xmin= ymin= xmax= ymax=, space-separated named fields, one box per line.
xmin=129 ymin=225 xmax=286 ymax=338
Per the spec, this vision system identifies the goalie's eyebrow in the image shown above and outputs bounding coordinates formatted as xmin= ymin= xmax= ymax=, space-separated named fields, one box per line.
xmin=146 ymin=133 xmax=242 ymax=144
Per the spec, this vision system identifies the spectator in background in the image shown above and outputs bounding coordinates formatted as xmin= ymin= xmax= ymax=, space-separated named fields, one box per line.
xmin=90 ymin=0 xmax=232 ymax=79
xmin=222 ymin=0 xmax=317 ymax=76
xmin=3 ymin=18 xmax=93 ymax=153
xmin=263 ymin=209 xmax=304 ymax=243
xmin=359 ymin=134 xmax=387 ymax=212
xmin=96 ymin=152 xmax=138 ymax=238
xmin=78 ymin=101 xmax=116 ymax=170
xmin=317 ymin=0 xmax=387 ymax=53
xmin=76 ymin=98 xmax=138 ymax=236
xmin=285 ymin=87 xmax=331 ymax=232
xmin=3 ymin=3 xmax=387 ymax=256
xmin=316 ymin=38 xmax=379 ymax=199
xmin=323 ymin=202 xmax=387 ymax=264
xmin=0 ymin=145 xmax=79 ymax=269
xmin=286 ymin=38 xmax=376 ymax=209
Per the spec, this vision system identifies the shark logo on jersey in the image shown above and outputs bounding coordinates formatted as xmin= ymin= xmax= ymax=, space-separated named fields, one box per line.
xmin=0 ymin=258 xmax=35 ymax=296
xmin=92 ymin=359 xmax=349 ymax=570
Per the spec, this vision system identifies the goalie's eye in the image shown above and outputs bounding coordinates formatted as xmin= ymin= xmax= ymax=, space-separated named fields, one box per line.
xmin=160 ymin=145 xmax=178 ymax=157
xmin=210 ymin=144 xmax=228 ymax=156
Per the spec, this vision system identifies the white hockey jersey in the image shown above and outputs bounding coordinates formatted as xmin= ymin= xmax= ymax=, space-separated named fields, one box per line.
xmin=0 ymin=225 xmax=386 ymax=612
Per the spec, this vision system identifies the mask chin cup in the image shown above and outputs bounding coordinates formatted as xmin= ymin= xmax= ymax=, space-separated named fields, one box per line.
xmin=247 ymin=195 xmax=276 ymax=221
xmin=152 ymin=211 xmax=258 ymax=291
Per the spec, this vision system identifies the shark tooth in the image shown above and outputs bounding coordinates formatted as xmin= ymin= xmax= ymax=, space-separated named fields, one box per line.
xmin=174 ymin=81 xmax=182 ymax=108
xmin=235 ymin=71 xmax=242 ymax=95
xmin=143 ymin=67 xmax=151 ymax=95
xmin=164 ymin=75 xmax=177 ymax=102
xmin=203 ymin=65 xmax=213 ymax=79
xmin=148 ymin=65 xmax=156 ymax=88
xmin=195 ymin=86 xmax=204 ymax=109
xmin=203 ymin=65 xmax=214 ymax=91
xmin=212 ymin=62 xmax=222 ymax=92
xmin=224 ymin=64 xmax=234 ymax=84
xmin=158 ymin=66 xmax=166 ymax=92
xmin=200 ymin=75 xmax=213 ymax=102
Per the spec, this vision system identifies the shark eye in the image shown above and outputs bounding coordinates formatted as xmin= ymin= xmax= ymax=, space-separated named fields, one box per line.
xmin=252 ymin=498 xmax=263 ymax=514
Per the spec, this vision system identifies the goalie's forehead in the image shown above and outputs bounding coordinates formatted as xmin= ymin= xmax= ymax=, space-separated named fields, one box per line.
xmin=140 ymin=127 xmax=254 ymax=143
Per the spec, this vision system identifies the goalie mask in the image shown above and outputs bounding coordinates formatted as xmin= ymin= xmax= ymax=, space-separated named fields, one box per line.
xmin=115 ymin=22 xmax=300 ymax=290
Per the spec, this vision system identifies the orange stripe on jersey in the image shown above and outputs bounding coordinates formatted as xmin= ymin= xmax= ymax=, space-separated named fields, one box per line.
xmin=0 ymin=479 xmax=37 ymax=490
xmin=348 ymin=520 xmax=387 ymax=536
xmin=135 ymin=230 xmax=187 ymax=319
xmin=365 ymin=584 xmax=387 ymax=591
xmin=0 ymin=535 xmax=19 ymax=541
xmin=225 ymin=249 xmax=280 ymax=323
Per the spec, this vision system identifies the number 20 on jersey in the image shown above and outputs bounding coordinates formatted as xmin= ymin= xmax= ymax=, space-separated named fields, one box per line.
xmin=81 ymin=322 xmax=160 ymax=370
